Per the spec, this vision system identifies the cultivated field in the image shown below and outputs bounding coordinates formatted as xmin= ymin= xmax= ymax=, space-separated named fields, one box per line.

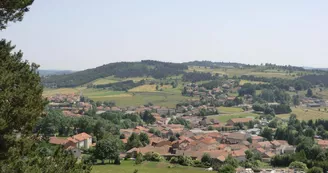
xmin=92 ymin=161 xmax=206 ymax=173
xmin=277 ymin=107 xmax=328 ymax=121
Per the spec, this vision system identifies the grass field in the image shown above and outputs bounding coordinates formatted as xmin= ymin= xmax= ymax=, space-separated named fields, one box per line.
xmin=92 ymin=161 xmax=206 ymax=173
xmin=217 ymin=107 xmax=243 ymax=114
xmin=43 ymin=88 xmax=79 ymax=97
xmin=277 ymin=107 xmax=328 ymax=121
xmin=129 ymin=84 xmax=172 ymax=92
xmin=208 ymin=112 xmax=259 ymax=123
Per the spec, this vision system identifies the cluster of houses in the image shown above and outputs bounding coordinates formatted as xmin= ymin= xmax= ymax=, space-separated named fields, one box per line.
xmin=119 ymin=124 xmax=296 ymax=164
xmin=46 ymin=94 xmax=93 ymax=117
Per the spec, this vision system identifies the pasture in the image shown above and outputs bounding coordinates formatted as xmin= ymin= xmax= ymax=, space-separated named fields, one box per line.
xmin=91 ymin=161 xmax=206 ymax=173
xmin=277 ymin=107 xmax=328 ymax=121
xmin=218 ymin=107 xmax=243 ymax=114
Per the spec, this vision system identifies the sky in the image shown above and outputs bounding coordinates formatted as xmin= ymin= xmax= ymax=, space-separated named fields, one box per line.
xmin=1 ymin=0 xmax=328 ymax=70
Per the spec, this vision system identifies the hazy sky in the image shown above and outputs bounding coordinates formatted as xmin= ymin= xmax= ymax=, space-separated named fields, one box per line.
xmin=2 ymin=0 xmax=328 ymax=70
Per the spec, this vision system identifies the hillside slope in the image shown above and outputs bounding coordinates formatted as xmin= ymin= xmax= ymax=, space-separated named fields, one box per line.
xmin=42 ymin=60 xmax=187 ymax=88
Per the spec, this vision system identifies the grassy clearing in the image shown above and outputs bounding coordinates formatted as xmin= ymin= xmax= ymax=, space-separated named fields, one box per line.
xmin=92 ymin=161 xmax=206 ymax=173
xmin=217 ymin=107 xmax=244 ymax=114
xmin=129 ymin=85 xmax=172 ymax=92
xmin=208 ymin=112 xmax=259 ymax=123
xmin=90 ymin=76 xmax=155 ymax=85
xmin=277 ymin=107 xmax=328 ymax=121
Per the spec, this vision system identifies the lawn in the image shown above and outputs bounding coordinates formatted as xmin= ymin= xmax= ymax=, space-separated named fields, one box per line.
xmin=217 ymin=107 xmax=243 ymax=114
xmin=91 ymin=161 xmax=206 ymax=173
xmin=207 ymin=112 xmax=259 ymax=123
xmin=277 ymin=107 xmax=328 ymax=121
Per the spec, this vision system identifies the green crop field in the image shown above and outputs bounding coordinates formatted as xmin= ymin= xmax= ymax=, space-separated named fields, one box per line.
xmin=207 ymin=112 xmax=259 ymax=123
xmin=277 ymin=107 xmax=328 ymax=121
xmin=92 ymin=161 xmax=206 ymax=173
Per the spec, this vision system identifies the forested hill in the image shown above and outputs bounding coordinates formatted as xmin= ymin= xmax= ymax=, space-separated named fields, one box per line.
xmin=183 ymin=60 xmax=246 ymax=68
xmin=300 ymin=74 xmax=328 ymax=86
xmin=42 ymin=60 xmax=188 ymax=88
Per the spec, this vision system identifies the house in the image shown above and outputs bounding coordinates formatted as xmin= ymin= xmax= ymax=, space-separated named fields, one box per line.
xmin=251 ymin=136 xmax=264 ymax=143
xmin=223 ymin=133 xmax=248 ymax=144
xmin=126 ymin=145 xmax=172 ymax=158
xmin=65 ymin=132 xmax=93 ymax=149
xmin=231 ymin=149 xmax=246 ymax=161
xmin=151 ymin=140 xmax=172 ymax=147
xmin=157 ymin=108 xmax=170 ymax=115
xmin=317 ymin=139 xmax=328 ymax=149
xmin=280 ymin=146 xmax=296 ymax=154
xmin=227 ymin=118 xmax=253 ymax=126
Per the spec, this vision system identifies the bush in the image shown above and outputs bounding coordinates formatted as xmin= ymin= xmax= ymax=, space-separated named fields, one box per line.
xmin=289 ymin=161 xmax=308 ymax=171
xmin=143 ymin=152 xmax=163 ymax=162
xmin=170 ymin=157 xmax=179 ymax=164
xmin=178 ymin=156 xmax=194 ymax=166
xmin=307 ymin=167 xmax=323 ymax=173
xmin=218 ymin=164 xmax=236 ymax=173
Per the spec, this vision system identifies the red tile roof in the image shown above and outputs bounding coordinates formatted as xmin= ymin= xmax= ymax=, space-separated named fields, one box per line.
xmin=49 ymin=137 xmax=67 ymax=145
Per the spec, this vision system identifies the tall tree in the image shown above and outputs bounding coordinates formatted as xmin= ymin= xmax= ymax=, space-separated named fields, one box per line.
xmin=0 ymin=0 xmax=34 ymax=30
xmin=0 ymin=40 xmax=47 ymax=159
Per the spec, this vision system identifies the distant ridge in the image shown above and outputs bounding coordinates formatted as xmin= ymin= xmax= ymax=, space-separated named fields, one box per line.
xmin=38 ymin=70 xmax=74 ymax=76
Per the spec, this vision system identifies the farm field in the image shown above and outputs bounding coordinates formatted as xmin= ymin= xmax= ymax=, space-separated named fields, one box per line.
xmin=129 ymin=84 xmax=172 ymax=92
xmin=43 ymin=85 xmax=190 ymax=108
xmin=207 ymin=112 xmax=259 ymax=123
xmin=277 ymin=107 xmax=328 ymax=121
xmin=217 ymin=107 xmax=244 ymax=114
xmin=91 ymin=161 xmax=206 ymax=173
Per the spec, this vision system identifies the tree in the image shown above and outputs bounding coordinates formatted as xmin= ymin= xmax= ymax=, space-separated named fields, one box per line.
xmin=289 ymin=161 xmax=308 ymax=171
xmin=0 ymin=0 xmax=34 ymax=30
xmin=293 ymin=95 xmax=300 ymax=106
xmin=201 ymin=153 xmax=212 ymax=165
xmin=307 ymin=167 xmax=323 ymax=173
xmin=135 ymin=152 xmax=143 ymax=165
xmin=139 ymin=133 xmax=150 ymax=146
xmin=141 ymin=111 xmax=156 ymax=124
xmin=94 ymin=136 xmax=122 ymax=164
xmin=154 ymin=130 xmax=161 ymax=137
xmin=306 ymin=88 xmax=313 ymax=97
xmin=0 ymin=40 xmax=47 ymax=160
xmin=260 ymin=128 xmax=273 ymax=141
xmin=126 ymin=133 xmax=142 ymax=150
xmin=218 ymin=164 xmax=236 ymax=173
xmin=0 ymin=1 xmax=91 ymax=172
xmin=169 ymin=136 xmax=177 ymax=142
xmin=225 ymin=155 xmax=238 ymax=168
